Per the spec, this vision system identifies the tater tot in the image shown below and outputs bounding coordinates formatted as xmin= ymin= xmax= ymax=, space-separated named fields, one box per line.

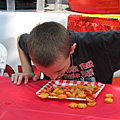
xmin=58 ymin=94 xmax=67 ymax=99
xmin=87 ymin=101 xmax=96 ymax=107
xmin=78 ymin=103 xmax=87 ymax=109
xmin=105 ymin=98 xmax=113 ymax=104
xmin=105 ymin=94 xmax=114 ymax=98
xmin=69 ymin=103 xmax=78 ymax=108
xmin=40 ymin=93 xmax=49 ymax=99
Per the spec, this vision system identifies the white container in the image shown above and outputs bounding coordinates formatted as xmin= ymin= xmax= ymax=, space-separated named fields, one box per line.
xmin=54 ymin=0 xmax=62 ymax=11
xmin=7 ymin=0 xmax=15 ymax=11
xmin=0 ymin=68 xmax=4 ymax=76
xmin=37 ymin=0 xmax=44 ymax=12
xmin=0 ymin=43 xmax=7 ymax=76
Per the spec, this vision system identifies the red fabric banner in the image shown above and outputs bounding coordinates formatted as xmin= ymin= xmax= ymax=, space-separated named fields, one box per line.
xmin=67 ymin=0 xmax=120 ymax=14
xmin=67 ymin=15 xmax=120 ymax=32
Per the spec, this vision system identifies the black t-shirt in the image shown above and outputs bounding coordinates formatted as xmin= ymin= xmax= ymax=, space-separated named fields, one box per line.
xmin=19 ymin=30 xmax=120 ymax=84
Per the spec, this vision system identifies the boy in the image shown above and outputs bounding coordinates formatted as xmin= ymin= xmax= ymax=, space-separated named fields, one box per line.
xmin=11 ymin=21 xmax=120 ymax=85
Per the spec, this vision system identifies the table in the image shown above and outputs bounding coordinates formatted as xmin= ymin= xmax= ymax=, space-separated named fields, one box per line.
xmin=0 ymin=76 xmax=120 ymax=120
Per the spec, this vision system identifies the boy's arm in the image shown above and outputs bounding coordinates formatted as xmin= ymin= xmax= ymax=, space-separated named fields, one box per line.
xmin=11 ymin=35 xmax=39 ymax=85
xmin=18 ymin=35 xmax=34 ymax=74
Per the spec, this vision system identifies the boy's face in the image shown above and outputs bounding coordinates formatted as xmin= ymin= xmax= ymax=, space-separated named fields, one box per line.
xmin=33 ymin=43 xmax=77 ymax=80
xmin=34 ymin=55 xmax=71 ymax=80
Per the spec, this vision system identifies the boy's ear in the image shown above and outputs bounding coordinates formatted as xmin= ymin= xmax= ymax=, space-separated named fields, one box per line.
xmin=70 ymin=43 xmax=77 ymax=54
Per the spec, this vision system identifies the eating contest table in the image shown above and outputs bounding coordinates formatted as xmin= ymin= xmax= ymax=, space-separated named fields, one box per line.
xmin=0 ymin=76 xmax=120 ymax=120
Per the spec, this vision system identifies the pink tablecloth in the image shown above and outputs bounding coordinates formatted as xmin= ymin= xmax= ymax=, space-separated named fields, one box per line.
xmin=0 ymin=76 xmax=120 ymax=120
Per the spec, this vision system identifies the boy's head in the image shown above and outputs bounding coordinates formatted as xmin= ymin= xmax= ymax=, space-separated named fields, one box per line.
xmin=27 ymin=22 xmax=76 ymax=79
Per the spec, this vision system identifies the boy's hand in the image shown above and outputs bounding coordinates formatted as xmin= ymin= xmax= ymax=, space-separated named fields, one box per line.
xmin=11 ymin=73 xmax=39 ymax=85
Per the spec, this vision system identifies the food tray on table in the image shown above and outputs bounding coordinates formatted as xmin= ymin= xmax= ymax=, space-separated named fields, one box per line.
xmin=36 ymin=80 xmax=105 ymax=101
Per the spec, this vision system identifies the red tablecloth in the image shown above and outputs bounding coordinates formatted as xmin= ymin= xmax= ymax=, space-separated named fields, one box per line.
xmin=0 ymin=76 xmax=120 ymax=120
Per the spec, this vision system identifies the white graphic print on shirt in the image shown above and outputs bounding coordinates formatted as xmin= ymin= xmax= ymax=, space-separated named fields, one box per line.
xmin=63 ymin=60 xmax=96 ymax=82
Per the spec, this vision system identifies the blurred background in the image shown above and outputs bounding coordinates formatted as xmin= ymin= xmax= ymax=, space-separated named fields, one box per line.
xmin=0 ymin=0 xmax=68 ymax=10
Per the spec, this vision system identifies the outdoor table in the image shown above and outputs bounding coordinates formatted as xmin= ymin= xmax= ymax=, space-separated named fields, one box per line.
xmin=0 ymin=76 xmax=120 ymax=120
